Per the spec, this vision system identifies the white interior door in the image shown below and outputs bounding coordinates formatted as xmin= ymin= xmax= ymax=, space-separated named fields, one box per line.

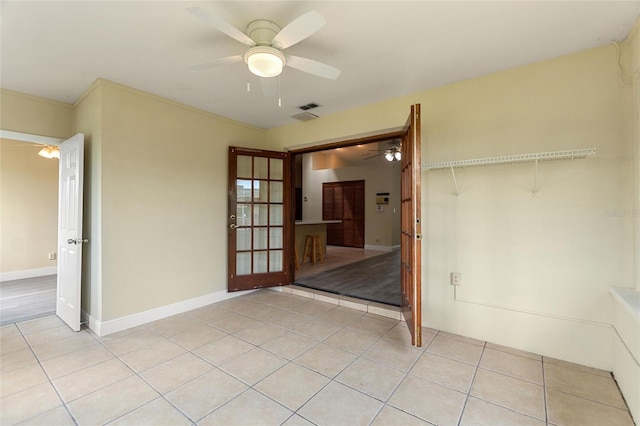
xmin=56 ymin=133 xmax=85 ymax=331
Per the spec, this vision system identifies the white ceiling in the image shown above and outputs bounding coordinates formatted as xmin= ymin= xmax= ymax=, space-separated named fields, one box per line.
xmin=2 ymin=1 xmax=639 ymax=130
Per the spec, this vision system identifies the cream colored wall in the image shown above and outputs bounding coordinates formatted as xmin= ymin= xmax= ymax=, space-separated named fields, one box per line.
xmin=301 ymin=153 xmax=401 ymax=248
xmin=98 ymin=81 xmax=266 ymax=321
xmin=610 ymin=21 xmax=640 ymax=422
xmin=267 ymin=44 xmax=634 ymax=372
xmin=423 ymin=44 xmax=632 ymax=370
xmin=0 ymin=90 xmax=73 ymax=277
xmin=74 ymin=82 xmax=103 ymax=322
xmin=0 ymin=89 xmax=73 ymax=139
xmin=0 ymin=139 xmax=59 ymax=273
xmin=630 ymin=22 xmax=640 ymax=295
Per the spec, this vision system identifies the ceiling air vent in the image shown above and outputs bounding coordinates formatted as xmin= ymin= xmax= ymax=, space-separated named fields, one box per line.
xmin=292 ymin=112 xmax=319 ymax=122
xmin=298 ymin=102 xmax=320 ymax=111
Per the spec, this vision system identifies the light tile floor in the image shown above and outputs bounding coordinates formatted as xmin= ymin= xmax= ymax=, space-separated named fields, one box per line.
xmin=0 ymin=287 xmax=635 ymax=426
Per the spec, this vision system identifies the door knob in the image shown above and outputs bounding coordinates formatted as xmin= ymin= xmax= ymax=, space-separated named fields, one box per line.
xmin=229 ymin=224 xmax=238 ymax=230
xmin=67 ymin=238 xmax=89 ymax=245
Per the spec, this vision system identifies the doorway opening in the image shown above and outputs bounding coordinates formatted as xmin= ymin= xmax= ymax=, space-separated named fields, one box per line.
xmin=0 ymin=136 xmax=60 ymax=325
xmin=290 ymin=131 xmax=405 ymax=307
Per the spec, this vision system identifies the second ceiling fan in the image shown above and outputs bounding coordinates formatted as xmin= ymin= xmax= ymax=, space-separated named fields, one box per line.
xmin=187 ymin=7 xmax=341 ymax=80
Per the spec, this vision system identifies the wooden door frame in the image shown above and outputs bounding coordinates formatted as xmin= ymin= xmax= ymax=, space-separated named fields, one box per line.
xmin=288 ymin=128 xmax=421 ymax=341
xmin=287 ymin=130 xmax=406 ymax=281
xmin=228 ymin=147 xmax=292 ymax=292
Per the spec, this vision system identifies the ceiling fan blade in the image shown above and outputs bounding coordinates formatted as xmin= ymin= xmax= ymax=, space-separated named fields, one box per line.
xmin=190 ymin=56 xmax=244 ymax=71
xmin=286 ymin=55 xmax=341 ymax=80
xmin=364 ymin=153 xmax=382 ymax=160
xmin=271 ymin=11 xmax=326 ymax=50
xmin=186 ymin=7 xmax=256 ymax=47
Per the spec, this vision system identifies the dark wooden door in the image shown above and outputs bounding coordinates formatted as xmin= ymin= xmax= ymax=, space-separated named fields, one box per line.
xmin=228 ymin=147 xmax=292 ymax=292
xmin=323 ymin=180 xmax=364 ymax=248
xmin=401 ymin=104 xmax=422 ymax=347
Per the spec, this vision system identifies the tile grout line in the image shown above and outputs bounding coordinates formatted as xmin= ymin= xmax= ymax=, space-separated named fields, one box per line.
xmin=224 ymin=299 xmax=409 ymax=425
xmin=7 ymin=291 xmax=634 ymax=425
xmin=13 ymin=321 xmax=81 ymax=426
xmin=542 ymin=356 xmax=549 ymax=425
xmin=372 ymin=330 xmax=441 ymax=425
xmin=456 ymin=340 xmax=486 ymax=426
xmin=134 ymin=297 xmax=359 ymax=424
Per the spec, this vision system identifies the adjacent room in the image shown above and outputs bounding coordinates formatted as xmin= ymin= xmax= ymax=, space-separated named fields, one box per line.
xmin=1 ymin=1 xmax=639 ymax=425
xmin=293 ymin=142 xmax=402 ymax=306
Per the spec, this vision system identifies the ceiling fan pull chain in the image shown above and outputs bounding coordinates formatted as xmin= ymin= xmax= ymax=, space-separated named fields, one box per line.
xmin=277 ymin=75 xmax=282 ymax=107
xmin=247 ymin=81 xmax=251 ymax=92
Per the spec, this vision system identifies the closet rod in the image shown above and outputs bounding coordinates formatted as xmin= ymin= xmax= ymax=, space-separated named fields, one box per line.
xmin=422 ymin=148 xmax=596 ymax=171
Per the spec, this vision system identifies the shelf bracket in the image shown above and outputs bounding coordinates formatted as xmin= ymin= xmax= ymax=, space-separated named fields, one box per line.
xmin=533 ymin=159 xmax=539 ymax=197
xmin=450 ymin=165 xmax=460 ymax=197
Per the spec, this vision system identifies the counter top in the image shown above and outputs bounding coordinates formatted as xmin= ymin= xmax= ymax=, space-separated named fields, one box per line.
xmin=295 ymin=220 xmax=341 ymax=225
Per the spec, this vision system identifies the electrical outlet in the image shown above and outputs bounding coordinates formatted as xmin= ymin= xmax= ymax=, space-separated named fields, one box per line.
xmin=48 ymin=252 xmax=56 ymax=260
xmin=451 ymin=272 xmax=461 ymax=286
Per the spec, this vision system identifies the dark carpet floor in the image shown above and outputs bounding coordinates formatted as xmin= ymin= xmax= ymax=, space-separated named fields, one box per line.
xmin=294 ymin=250 xmax=401 ymax=306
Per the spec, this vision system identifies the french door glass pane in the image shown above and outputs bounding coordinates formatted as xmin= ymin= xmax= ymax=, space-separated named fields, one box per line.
xmin=270 ymin=181 xmax=283 ymax=202
xmin=269 ymin=205 xmax=283 ymax=225
xmin=270 ymin=227 xmax=283 ymax=249
xmin=237 ymin=180 xmax=252 ymax=202
xmin=237 ymin=252 xmax=251 ymax=275
xmin=254 ymin=228 xmax=268 ymax=250
xmin=270 ymin=158 xmax=283 ymax=179
xmin=256 ymin=180 xmax=269 ymax=202
xmin=254 ymin=157 xmax=268 ymax=179
xmin=237 ymin=204 xmax=251 ymax=226
xmin=237 ymin=156 xmax=252 ymax=178
xmin=255 ymin=205 xmax=268 ymax=226
xmin=270 ymin=250 xmax=283 ymax=272
xmin=254 ymin=252 xmax=268 ymax=273
xmin=237 ymin=228 xmax=251 ymax=251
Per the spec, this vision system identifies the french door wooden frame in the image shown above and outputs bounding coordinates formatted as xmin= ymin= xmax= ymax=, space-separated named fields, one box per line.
xmin=400 ymin=104 xmax=422 ymax=347
xmin=227 ymin=147 xmax=292 ymax=292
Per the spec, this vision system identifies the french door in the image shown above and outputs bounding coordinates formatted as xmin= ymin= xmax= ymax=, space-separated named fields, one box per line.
xmin=228 ymin=147 xmax=292 ymax=291
xmin=400 ymin=104 xmax=422 ymax=346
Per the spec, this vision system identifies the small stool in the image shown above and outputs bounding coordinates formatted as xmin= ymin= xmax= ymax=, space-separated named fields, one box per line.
xmin=302 ymin=235 xmax=324 ymax=265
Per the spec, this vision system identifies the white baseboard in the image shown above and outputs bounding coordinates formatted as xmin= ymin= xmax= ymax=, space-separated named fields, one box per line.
xmin=0 ymin=267 xmax=57 ymax=282
xmin=85 ymin=288 xmax=257 ymax=337
xmin=364 ymin=244 xmax=400 ymax=252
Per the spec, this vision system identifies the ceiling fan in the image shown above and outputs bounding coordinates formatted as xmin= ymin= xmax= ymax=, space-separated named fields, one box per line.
xmin=5 ymin=142 xmax=60 ymax=159
xmin=187 ymin=7 xmax=341 ymax=80
xmin=363 ymin=141 xmax=402 ymax=162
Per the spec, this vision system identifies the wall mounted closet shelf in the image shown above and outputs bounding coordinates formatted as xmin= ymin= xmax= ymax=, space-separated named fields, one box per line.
xmin=422 ymin=148 xmax=597 ymax=197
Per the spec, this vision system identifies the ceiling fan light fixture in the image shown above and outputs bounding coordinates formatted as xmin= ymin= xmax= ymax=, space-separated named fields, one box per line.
xmin=383 ymin=147 xmax=401 ymax=162
xmin=245 ymin=46 xmax=286 ymax=78
xmin=38 ymin=145 xmax=60 ymax=159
